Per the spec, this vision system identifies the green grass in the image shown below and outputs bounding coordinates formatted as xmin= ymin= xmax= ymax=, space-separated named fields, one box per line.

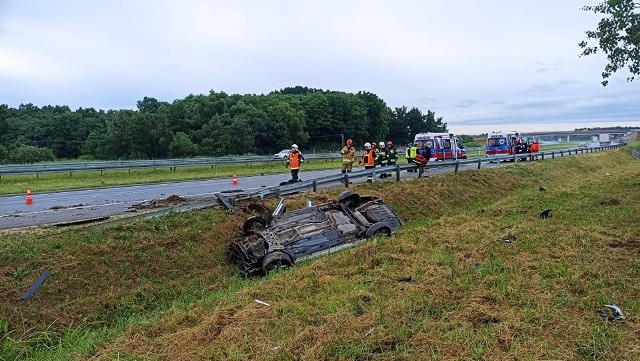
xmin=1 ymin=143 xmax=639 ymax=360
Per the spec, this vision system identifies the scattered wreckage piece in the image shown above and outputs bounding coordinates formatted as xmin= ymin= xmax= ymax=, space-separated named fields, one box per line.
xmin=21 ymin=268 xmax=51 ymax=301
xmin=539 ymin=209 xmax=552 ymax=219
xmin=228 ymin=191 xmax=402 ymax=277
xmin=595 ymin=304 xmax=626 ymax=321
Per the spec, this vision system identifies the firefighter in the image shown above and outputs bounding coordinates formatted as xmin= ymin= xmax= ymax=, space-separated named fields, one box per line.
xmin=377 ymin=141 xmax=388 ymax=178
xmin=340 ymin=138 xmax=357 ymax=173
xmin=385 ymin=141 xmax=398 ymax=178
xmin=530 ymin=140 xmax=540 ymax=160
xmin=359 ymin=142 xmax=376 ymax=182
xmin=286 ymin=144 xmax=304 ymax=183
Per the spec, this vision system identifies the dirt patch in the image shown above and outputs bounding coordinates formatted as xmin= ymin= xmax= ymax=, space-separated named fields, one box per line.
xmin=598 ymin=198 xmax=620 ymax=206
xmin=469 ymin=312 xmax=501 ymax=328
xmin=130 ymin=194 xmax=192 ymax=210
xmin=608 ymin=239 xmax=639 ymax=251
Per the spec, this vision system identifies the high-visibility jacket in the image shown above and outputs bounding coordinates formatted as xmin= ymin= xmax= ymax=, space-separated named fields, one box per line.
xmin=362 ymin=149 xmax=375 ymax=167
xmin=531 ymin=143 xmax=539 ymax=152
xmin=387 ymin=148 xmax=398 ymax=164
xmin=409 ymin=146 xmax=418 ymax=158
xmin=288 ymin=151 xmax=303 ymax=169
xmin=377 ymin=148 xmax=388 ymax=164
xmin=340 ymin=146 xmax=356 ymax=164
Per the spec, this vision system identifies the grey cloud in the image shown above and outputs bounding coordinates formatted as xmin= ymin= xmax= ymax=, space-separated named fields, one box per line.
xmin=456 ymin=99 xmax=478 ymax=108
xmin=448 ymin=89 xmax=640 ymax=128
xmin=522 ymin=79 xmax=580 ymax=95
xmin=529 ymin=59 xmax=564 ymax=73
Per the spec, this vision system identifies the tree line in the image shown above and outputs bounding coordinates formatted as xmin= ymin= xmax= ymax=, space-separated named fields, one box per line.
xmin=0 ymin=87 xmax=447 ymax=164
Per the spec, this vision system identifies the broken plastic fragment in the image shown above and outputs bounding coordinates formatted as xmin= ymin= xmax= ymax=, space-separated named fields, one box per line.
xmin=595 ymin=304 xmax=626 ymax=321
xmin=255 ymin=299 xmax=271 ymax=307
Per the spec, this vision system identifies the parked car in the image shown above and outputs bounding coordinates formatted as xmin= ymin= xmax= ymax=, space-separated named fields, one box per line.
xmin=228 ymin=191 xmax=402 ymax=276
xmin=273 ymin=149 xmax=290 ymax=159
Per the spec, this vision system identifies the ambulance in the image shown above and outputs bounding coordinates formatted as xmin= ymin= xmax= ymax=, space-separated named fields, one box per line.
xmin=413 ymin=132 xmax=467 ymax=161
xmin=485 ymin=131 xmax=519 ymax=157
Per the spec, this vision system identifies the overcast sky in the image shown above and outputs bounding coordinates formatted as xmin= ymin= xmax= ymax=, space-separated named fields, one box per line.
xmin=1 ymin=0 xmax=639 ymax=134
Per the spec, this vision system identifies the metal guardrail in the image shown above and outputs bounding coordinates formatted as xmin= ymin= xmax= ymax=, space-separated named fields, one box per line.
xmin=632 ymin=148 xmax=640 ymax=160
xmin=0 ymin=144 xmax=623 ymax=179
xmin=0 ymin=153 xmax=342 ymax=176
xmin=208 ymin=144 xmax=624 ymax=210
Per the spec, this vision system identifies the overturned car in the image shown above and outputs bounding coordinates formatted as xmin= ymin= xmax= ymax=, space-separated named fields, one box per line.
xmin=229 ymin=191 xmax=402 ymax=276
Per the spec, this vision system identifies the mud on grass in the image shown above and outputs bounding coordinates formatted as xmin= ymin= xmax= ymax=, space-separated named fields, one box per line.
xmin=2 ymin=147 xmax=640 ymax=360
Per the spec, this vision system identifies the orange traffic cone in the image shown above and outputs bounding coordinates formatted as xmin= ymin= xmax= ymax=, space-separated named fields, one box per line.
xmin=232 ymin=174 xmax=238 ymax=186
xmin=25 ymin=186 xmax=34 ymax=205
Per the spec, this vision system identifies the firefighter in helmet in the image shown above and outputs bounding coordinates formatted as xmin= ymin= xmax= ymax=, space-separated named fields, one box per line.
xmin=340 ymin=138 xmax=357 ymax=173
xmin=360 ymin=142 xmax=376 ymax=182
xmin=286 ymin=144 xmax=304 ymax=183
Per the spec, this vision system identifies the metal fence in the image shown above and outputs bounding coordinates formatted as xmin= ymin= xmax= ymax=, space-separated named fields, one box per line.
xmin=632 ymin=148 xmax=640 ymax=160
xmin=0 ymin=144 xmax=621 ymax=177
xmin=195 ymin=144 xmax=621 ymax=214
xmin=0 ymin=153 xmax=342 ymax=177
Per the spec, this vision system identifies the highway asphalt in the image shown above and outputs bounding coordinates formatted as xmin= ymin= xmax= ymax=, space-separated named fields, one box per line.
xmin=0 ymin=161 xmax=488 ymax=229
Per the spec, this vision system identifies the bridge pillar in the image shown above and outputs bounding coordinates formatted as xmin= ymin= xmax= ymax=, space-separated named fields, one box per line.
xmin=567 ymin=135 xmax=570 ymax=142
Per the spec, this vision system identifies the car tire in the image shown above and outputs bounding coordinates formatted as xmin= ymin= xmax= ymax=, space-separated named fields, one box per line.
xmin=365 ymin=222 xmax=392 ymax=238
xmin=242 ymin=216 xmax=267 ymax=235
xmin=261 ymin=251 xmax=293 ymax=274
xmin=337 ymin=190 xmax=360 ymax=205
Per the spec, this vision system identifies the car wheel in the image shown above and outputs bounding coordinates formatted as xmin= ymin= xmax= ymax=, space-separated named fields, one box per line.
xmin=247 ymin=204 xmax=269 ymax=215
xmin=242 ymin=216 xmax=267 ymax=235
xmin=365 ymin=223 xmax=392 ymax=238
xmin=261 ymin=251 xmax=293 ymax=274
xmin=337 ymin=190 xmax=361 ymax=205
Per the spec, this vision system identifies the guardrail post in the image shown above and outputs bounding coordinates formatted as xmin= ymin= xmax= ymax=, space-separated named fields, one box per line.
xmin=371 ymin=171 xmax=376 ymax=182
xmin=395 ymin=165 xmax=400 ymax=181
xmin=343 ymin=174 xmax=349 ymax=188
xmin=541 ymin=153 xmax=544 ymax=161
xmin=454 ymin=161 xmax=460 ymax=172
xmin=275 ymin=188 xmax=281 ymax=198
xmin=418 ymin=165 xmax=423 ymax=178
xmin=560 ymin=151 xmax=563 ymax=157
xmin=312 ymin=180 xmax=317 ymax=192
xmin=477 ymin=159 xmax=482 ymax=169
xmin=513 ymin=154 xmax=517 ymax=163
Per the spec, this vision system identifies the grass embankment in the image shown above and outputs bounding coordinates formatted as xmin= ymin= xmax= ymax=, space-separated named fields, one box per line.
xmin=0 ymin=143 xmax=578 ymax=195
xmin=1 ymin=144 xmax=639 ymax=360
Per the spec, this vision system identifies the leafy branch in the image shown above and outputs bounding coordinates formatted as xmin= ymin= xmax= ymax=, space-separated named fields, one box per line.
xmin=579 ymin=0 xmax=640 ymax=85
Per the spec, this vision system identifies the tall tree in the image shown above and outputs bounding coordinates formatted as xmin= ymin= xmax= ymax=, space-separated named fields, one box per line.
xmin=580 ymin=0 xmax=640 ymax=85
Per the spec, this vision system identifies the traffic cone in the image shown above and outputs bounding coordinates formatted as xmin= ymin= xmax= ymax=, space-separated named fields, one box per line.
xmin=232 ymin=174 xmax=238 ymax=186
xmin=25 ymin=186 xmax=34 ymax=205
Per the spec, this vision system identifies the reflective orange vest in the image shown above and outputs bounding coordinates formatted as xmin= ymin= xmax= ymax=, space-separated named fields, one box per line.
xmin=362 ymin=149 xmax=375 ymax=166
xmin=289 ymin=151 xmax=301 ymax=169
